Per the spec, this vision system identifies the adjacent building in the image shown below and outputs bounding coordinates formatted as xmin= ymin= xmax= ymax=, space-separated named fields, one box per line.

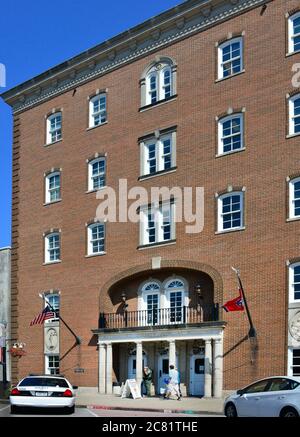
xmin=0 ymin=247 xmax=11 ymax=394
xmin=1 ymin=0 xmax=300 ymax=397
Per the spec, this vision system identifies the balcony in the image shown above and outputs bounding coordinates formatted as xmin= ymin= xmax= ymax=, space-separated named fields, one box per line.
xmin=99 ymin=304 xmax=219 ymax=330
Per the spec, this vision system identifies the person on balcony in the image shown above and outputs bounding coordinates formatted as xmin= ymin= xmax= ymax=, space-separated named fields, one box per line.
xmin=142 ymin=366 xmax=153 ymax=397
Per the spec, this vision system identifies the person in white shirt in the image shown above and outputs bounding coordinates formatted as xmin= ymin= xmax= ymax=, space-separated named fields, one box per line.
xmin=164 ymin=364 xmax=181 ymax=400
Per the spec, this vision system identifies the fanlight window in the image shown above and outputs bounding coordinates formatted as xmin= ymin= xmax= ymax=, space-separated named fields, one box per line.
xmin=167 ymin=280 xmax=184 ymax=289
xmin=143 ymin=282 xmax=160 ymax=292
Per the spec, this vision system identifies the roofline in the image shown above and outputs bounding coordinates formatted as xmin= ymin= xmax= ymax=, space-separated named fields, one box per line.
xmin=0 ymin=0 xmax=205 ymax=101
xmin=1 ymin=0 xmax=273 ymax=112
xmin=0 ymin=246 xmax=11 ymax=251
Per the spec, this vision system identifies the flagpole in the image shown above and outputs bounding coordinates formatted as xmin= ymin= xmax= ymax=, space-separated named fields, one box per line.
xmin=40 ymin=294 xmax=81 ymax=345
xmin=232 ymin=267 xmax=256 ymax=338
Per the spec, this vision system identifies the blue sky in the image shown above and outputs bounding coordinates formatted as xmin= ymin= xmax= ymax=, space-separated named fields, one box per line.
xmin=0 ymin=0 xmax=181 ymax=247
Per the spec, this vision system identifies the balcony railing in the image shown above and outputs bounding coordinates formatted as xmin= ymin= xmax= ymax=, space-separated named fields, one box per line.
xmin=99 ymin=304 xmax=219 ymax=330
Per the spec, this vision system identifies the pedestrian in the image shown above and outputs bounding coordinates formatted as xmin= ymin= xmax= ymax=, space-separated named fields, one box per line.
xmin=164 ymin=364 xmax=181 ymax=400
xmin=142 ymin=366 xmax=153 ymax=397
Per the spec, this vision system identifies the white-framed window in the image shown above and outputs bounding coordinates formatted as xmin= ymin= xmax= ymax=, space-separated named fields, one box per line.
xmin=45 ymin=355 xmax=60 ymax=375
xmin=141 ymin=282 xmax=161 ymax=326
xmin=87 ymin=222 xmax=105 ymax=255
xmin=288 ymin=12 xmax=300 ymax=54
xmin=44 ymin=232 xmax=61 ymax=263
xmin=217 ymin=192 xmax=244 ymax=232
xmin=139 ymin=202 xmax=175 ymax=246
xmin=289 ymin=177 xmax=300 ymax=219
xmin=45 ymin=293 xmax=60 ymax=322
xmin=288 ymin=94 xmax=300 ymax=135
xmin=289 ymin=262 xmax=300 ymax=302
xmin=46 ymin=112 xmax=62 ymax=144
xmin=218 ymin=114 xmax=244 ymax=154
xmin=146 ymin=64 xmax=173 ymax=105
xmin=45 ymin=172 xmax=61 ymax=203
xmin=218 ymin=37 xmax=243 ymax=80
xmin=164 ymin=278 xmax=189 ymax=324
xmin=88 ymin=157 xmax=106 ymax=191
xmin=140 ymin=132 xmax=175 ymax=176
xmin=89 ymin=94 xmax=107 ymax=128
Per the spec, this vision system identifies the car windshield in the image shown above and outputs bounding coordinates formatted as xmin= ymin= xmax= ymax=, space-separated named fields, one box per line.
xmin=19 ymin=377 xmax=68 ymax=388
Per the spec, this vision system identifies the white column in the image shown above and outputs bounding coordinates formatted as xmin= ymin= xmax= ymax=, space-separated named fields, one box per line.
xmin=169 ymin=339 xmax=176 ymax=367
xmin=204 ymin=339 xmax=212 ymax=398
xmin=213 ymin=338 xmax=223 ymax=398
xmin=106 ymin=343 xmax=113 ymax=394
xmin=136 ymin=341 xmax=143 ymax=390
xmin=98 ymin=342 xmax=106 ymax=394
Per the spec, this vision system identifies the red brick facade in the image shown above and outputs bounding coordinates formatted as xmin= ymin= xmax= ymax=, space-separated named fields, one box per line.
xmin=4 ymin=0 xmax=300 ymax=390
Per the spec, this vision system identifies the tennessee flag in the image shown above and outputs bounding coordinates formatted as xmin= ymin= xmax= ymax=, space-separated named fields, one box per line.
xmin=223 ymin=289 xmax=245 ymax=312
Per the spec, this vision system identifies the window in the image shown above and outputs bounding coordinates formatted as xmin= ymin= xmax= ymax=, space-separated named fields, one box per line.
xmin=165 ymin=279 xmax=186 ymax=324
xmin=46 ymin=355 xmax=60 ymax=375
xmin=139 ymin=202 xmax=175 ymax=246
xmin=289 ymin=263 xmax=300 ymax=302
xmin=292 ymin=349 xmax=300 ymax=376
xmin=268 ymin=378 xmax=299 ymax=391
xmin=217 ymin=192 xmax=244 ymax=232
xmin=46 ymin=113 xmax=62 ymax=144
xmin=140 ymin=132 xmax=175 ymax=177
xmin=288 ymin=95 xmax=300 ymax=135
xmin=140 ymin=281 xmax=161 ymax=326
xmin=142 ymin=60 xmax=176 ymax=107
xmin=89 ymin=94 xmax=107 ymax=128
xmin=45 ymin=172 xmax=61 ymax=204
xmin=45 ymin=294 xmax=60 ymax=321
xmin=194 ymin=358 xmax=205 ymax=375
xmin=44 ymin=233 xmax=60 ymax=263
xmin=288 ymin=12 xmax=300 ymax=54
xmin=87 ymin=223 xmax=105 ymax=255
xmin=218 ymin=38 xmax=243 ymax=80
xmin=88 ymin=157 xmax=106 ymax=191
xmin=218 ymin=114 xmax=244 ymax=155
xmin=289 ymin=177 xmax=300 ymax=219
xmin=242 ymin=379 xmax=269 ymax=394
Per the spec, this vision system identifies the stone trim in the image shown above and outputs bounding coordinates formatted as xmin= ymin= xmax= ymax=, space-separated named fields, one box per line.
xmin=2 ymin=0 xmax=272 ymax=113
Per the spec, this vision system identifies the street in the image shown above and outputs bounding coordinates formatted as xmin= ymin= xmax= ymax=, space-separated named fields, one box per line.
xmin=0 ymin=404 xmax=220 ymax=417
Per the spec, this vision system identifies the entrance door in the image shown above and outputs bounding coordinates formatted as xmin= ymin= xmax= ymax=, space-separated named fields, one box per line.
xmin=128 ymin=355 xmax=147 ymax=380
xmin=158 ymin=356 xmax=169 ymax=394
xmin=190 ymin=354 xmax=205 ymax=396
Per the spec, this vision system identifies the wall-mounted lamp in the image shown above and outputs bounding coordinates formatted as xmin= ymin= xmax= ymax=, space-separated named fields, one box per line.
xmin=195 ymin=284 xmax=203 ymax=300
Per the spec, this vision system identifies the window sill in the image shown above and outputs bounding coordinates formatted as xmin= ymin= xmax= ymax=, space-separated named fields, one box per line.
xmin=85 ymin=252 xmax=106 ymax=258
xmin=286 ymin=50 xmax=300 ymax=58
xmin=43 ymin=260 xmax=62 ymax=266
xmin=138 ymin=167 xmax=177 ymax=181
xmin=43 ymin=139 xmax=63 ymax=147
xmin=286 ymin=132 xmax=300 ymax=139
xmin=215 ymin=227 xmax=245 ymax=235
xmin=43 ymin=199 xmax=62 ymax=206
xmin=86 ymin=187 xmax=107 ymax=194
xmin=286 ymin=217 xmax=300 ymax=223
xmin=86 ymin=121 xmax=108 ymax=131
xmin=215 ymin=70 xmax=245 ymax=83
xmin=138 ymin=239 xmax=176 ymax=250
xmin=139 ymin=95 xmax=177 ymax=112
xmin=215 ymin=148 xmax=245 ymax=158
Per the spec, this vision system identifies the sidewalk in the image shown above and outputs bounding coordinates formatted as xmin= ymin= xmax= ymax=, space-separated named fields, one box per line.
xmin=76 ymin=388 xmax=225 ymax=415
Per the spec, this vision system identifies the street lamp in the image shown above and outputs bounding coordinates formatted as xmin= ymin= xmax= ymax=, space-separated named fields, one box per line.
xmin=121 ymin=291 xmax=128 ymax=327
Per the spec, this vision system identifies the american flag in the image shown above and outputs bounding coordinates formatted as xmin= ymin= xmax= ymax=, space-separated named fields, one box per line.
xmin=30 ymin=305 xmax=55 ymax=326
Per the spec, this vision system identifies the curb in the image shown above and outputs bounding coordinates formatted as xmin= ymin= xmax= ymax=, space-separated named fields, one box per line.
xmin=77 ymin=404 xmax=223 ymax=416
xmin=0 ymin=400 xmax=9 ymax=404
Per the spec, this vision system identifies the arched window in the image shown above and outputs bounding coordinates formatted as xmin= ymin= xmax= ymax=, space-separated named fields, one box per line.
xmin=289 ymin=177 xmax=300 ymax=219
xmin=44 ymin=232 xmax=61 ymax=264
xmin=141 ymin=58 xmax=176 ymax=107
xmin=164 ymin=278 xmax=188 ymax=324
xmin=217 ymin=37 xmax=243 ymax=80
xmin=288 ymin=94 xmax=300 ymax=136
xmin=217 ymin=192 xmax=244 ymax=232
xmin=45 ymin=171 xmax=61 ymax=204
xmin=140 ymin=281 xmax=161 ymax=326
xmin=289 ymin=262 xmax=300 ymax=303
xmin=46 ymin=112 xmax=62 ymax=145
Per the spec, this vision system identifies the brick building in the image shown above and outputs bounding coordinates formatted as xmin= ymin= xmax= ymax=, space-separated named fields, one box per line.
xmin=2 ymin=0 xmax=300 ymax=397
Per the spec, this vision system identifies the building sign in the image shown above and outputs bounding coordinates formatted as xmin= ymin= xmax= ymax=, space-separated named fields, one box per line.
xmin=44 ymin=325 xmax=59 ymax=354
xmin=121 ymin=379 xmax=142 ymax=399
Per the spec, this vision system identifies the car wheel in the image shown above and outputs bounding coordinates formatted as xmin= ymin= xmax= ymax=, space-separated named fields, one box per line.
xmin=280 ymin=407 xmax=299 ymax=418
xmin=10 ymin=405 xmax=19 ymax=414
xmin=225 ymin=402 xmax=238 ymax=417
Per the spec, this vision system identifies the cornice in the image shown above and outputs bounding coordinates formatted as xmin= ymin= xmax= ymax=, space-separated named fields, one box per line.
xmin=1 ymin=0 xmax=272 ymax=113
